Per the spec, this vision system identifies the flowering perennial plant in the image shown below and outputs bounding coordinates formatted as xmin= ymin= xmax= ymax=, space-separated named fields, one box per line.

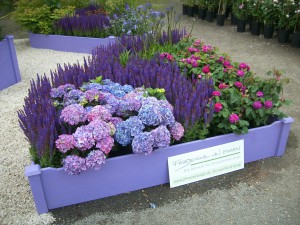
xmin=158 ymin=36 xmax=290 ymax=135
xmin=48 ymin=79 xmax=185 ymax=175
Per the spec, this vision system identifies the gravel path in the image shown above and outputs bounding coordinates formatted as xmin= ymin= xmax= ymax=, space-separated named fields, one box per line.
xmin=0 ymin=3 xmax=300 ymax=224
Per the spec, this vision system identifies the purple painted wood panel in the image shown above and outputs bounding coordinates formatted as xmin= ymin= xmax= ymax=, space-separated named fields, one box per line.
xmin=25 ymin=117 xmax=294 ymax=214
xmin=29 ymin=33 xmax=116 ymax=54
xmin=0 ymin=35 xmax=21 ymax=90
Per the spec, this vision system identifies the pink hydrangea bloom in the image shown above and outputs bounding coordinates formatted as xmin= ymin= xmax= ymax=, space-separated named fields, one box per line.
xmin=212 ymin=91 xmax=221 ymax=96
xmin=253 ymin=101 xmax=262 ymax=109
xmin=85 ymin=150 xmax=106 ymax=170
xmin=237 ymin=70 xmax=245 ymax=77
xmin=96 ymin=136 xmax=114 ymax=154
xmin=214 ymin=102 xmax=223 ymax=112
xmin=73 ymin=126 xmax=95 ymax=151
xmin=256 ymin=91 xmax=264 ymax=97
xmin=264 ymin=100 xmax=273 ymax=109
xmin=87 ymin=105 xmax=112 ymax=122
xmin=229 ymin=114 xmax=239 ymax=124
xmin=169 ymin=122 xmax=184 ymax=141
xmin=202 ymin=65 xmax=210 ymax=74
xmin=63 ymin=155 xmax=87 ymax=175
xmin=85 ymin=89 xmax=103 ymax=102
xmin=55 ymin=134 xmax=76 ymax=153
xmin=87 ymin=119 xmax=111 ymax=142
xmin=60 ymin=104 xmax=87 ymax=125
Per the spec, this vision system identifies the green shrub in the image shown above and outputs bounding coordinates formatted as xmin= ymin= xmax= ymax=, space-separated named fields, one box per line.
xmin=15 ymin=0 xmax=76 ymax=34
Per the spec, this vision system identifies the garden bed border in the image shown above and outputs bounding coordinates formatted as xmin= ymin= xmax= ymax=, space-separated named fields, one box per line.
xmin=25 ymin=117 xmax=294 ymax=214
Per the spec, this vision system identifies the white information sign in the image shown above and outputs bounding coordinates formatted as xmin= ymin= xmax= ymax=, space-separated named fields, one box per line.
xmin=168 ymin=140 xmax=244 ymax=188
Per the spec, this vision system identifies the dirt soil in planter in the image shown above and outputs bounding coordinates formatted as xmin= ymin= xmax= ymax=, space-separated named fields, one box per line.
xmin=0 ymin=1 xmax=299 ymax=225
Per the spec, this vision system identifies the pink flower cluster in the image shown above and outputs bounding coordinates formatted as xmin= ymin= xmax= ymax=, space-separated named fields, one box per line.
xmin=188 ymin=47 xmax=200 ymax=53
xmin=214 ymin=102 xmax=223 ymax=112
xmin=180 ymin=55 xmax=200 ymax=68
xmin=160 ymin=52 xmax=174 ymax=61
xmin=201 ymin=45 xmax=213 ymax=53
xmin=60 ymin=104 xmax=87 ymax=125
xmin=55 ymin=134 xmax=76 ymax=153
xmin=229 ymin=114 xmax=239 ymax=124
xmin=169 ymin=122 xmax=184 ymax=141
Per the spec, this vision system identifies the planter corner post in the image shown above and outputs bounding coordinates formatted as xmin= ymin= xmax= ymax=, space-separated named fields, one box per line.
xmin=276 ymin=117 xmax=294 ymax=156
xmin=6 ymin=35 xmax=21 ymax=83
xmin=25 ymin=164 xmax=49 ymax=214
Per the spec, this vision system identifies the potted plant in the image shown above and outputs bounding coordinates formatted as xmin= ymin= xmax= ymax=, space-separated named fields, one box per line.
xmin=248 ymin=0 xmax=264 ymax=36
xmin=206 ymin=0 xmax=218 ymax=22
xmin=185 ymin=0 xmax=196 ymax=17
xmin=181 ymin=0 xmax=188 ymax=15
xmin=0 ymin=35 xmax=21 ymax=90
xmin=276 ymin=0 xmax=296 ymax=44
xmin=195 ymin=0 xmax=207 ymax=20
xmin=291 ymin=8 xmax=300 ymax=47
xmin=261 ymin=0 xmax=280 ymax=39
xmin=217 ymin=0 xmax=229 ymax=26
xmin=232 ymin=0 xmax=249 ymax=32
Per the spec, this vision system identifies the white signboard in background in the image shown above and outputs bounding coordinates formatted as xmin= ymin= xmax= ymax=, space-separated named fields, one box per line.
xmin=168 ymin=140 xmax=244 ymax=188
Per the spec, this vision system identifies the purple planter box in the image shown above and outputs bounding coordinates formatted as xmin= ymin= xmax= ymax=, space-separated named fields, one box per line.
xmin=29 ymin=33 xmax=116 ymax=54
xmin=25 ymin=117 xmax=294 ymax=214
xmin=0 ymin=35 xmax=21 ymax=90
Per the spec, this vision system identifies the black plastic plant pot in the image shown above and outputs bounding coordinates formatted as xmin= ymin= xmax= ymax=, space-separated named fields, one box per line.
xmin=198 ymin=8 xmax=207 ymax=20
xmin=187 ymin=6 xmax=194 ymax=17
xmin=251 ymin=22 xmax=261 ymax=36
xmin=206 ymin=11 xmax=214 ymax=22
xmin=217 ymin=14 xmax=225 ymax=26
xmin=182 ymin=4 xmax=188 ymax=15
xmin=231 ymin=13 xmax=237 ymax=25
xmin=237 ymin=19 xmax=247 ymax=32
xmin=247 ymin=16 xmax=253 ymax=31
xmin=278 ymin=30 xmax=290 ymax=44
xmin=291 ymin=32 xmax=300 ymax=48
xmin=193 ymin=5 xmax=199 ymax=15
xmin=263 ymin=24 xmax=274 ymax=39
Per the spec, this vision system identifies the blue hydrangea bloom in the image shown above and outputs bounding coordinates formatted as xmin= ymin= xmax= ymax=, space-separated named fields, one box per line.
xmin=160 ymin=107 xmax=175 ymax=126
xmin=122 ymin=84 xmax=134 ymax=93
xmin=138 ymin=104 xmax=162 ymax=126
xmin=114 ymin=122 xmax=132 ymax=146
xmin=132 ymin=132 xmax=154 ymax=155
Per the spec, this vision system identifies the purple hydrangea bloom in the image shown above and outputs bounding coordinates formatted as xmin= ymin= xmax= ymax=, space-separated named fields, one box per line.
xmin=126 ymin=116 xmax=145 ymax=136
xmin=63 ymin=155 xmax=87 ymax=175
xmin=159 ymin=100 xmax=174 ymax=112
xmin=117 ymin=93 xmax=142 ymax=116
xmin=60 ymin=104 xmax=87 ymax=125
xmin=51 ymin=84 xmax=76 ymax=98
xmin=87 ymin=119 xmax=111 ymax=142
xmin=87 ymin=105 xmax=112 ymax=122
xmin=81 ymin=83 xmax=103 ymax=91
xmin=63 ymin=89 xmax=86 ymax=106
xmin=160 ymin=107 xmax=175 ymax=126
xmin=106 ymin=95 xmax=120 ymax=114
xmin=169 ymin=122 xmax=184 ymax=141
xmin=109 ymin=117 xmax=123 ymax=126
xmin=73 ymin=126 xmax=95 ymax=151
xmin=96 ymin=136 xmax=114 ymax=154
xmin=132 ymin=132 xmax=154 ymax=155
xmin=55 ymin=134 xmax=76 ymax=153
xmin=253 ymin=101 xmax=262 ymax=109
xmin=151 ymin=126 xmax=171 ymax=149
xmin=85 ymin=89 xmax=102 ymax=102
xmin=85 ymin=150 xmax=106 ymax=170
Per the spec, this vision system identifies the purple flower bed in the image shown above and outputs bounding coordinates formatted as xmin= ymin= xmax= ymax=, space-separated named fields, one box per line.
xmin=18 ymin=35 xmax=214 ymax=170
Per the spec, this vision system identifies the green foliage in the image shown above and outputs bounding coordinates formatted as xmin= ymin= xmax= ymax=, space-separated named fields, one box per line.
xmin=14 ymin=0 xmax=80 ymax=34
xmin=119 ymin=50 xmax=131 ymax=67
xmin=143 ymin=87 xmax=167 ymax=100
xmin=90 ymin=75 xmax=103 ymax=84
xmin=232 ymin=0 xmax=249 ymax=20
xmin=182 ymin=120 xmax=209 ymax=142
xmin=0 ymin=26 xmax=4 ymax=40
xmin=95 ymin=0 xmax=138 ymax=14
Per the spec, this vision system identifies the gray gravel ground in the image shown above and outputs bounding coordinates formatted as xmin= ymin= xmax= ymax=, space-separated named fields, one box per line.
xmin=0 ymin=1 xmax=299 ymax=225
